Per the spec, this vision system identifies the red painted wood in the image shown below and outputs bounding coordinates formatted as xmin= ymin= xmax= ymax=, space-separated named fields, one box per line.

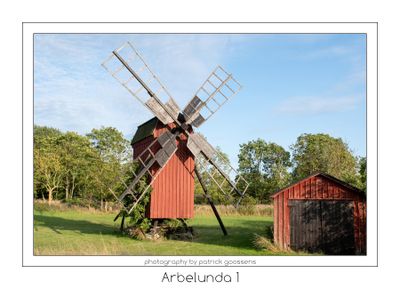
xmin=132 ymin=121 xmax=195 ymax=219
xmin=272 ymin=173 xmax=366 ymax=254
xmin=310 ymin=177 xmax=316 ymax=199
xmin=281 ymin=194 xmax=284 ymax=246
xmin=284 ymin=189 xmax=290 ymax=249
xmin=277 ymin=194 xmax=281 ymax=245
xmin=274 ymin=197 xmax=278 ymax=245
xmin=354 ymin=200 xmax=360 ymax=252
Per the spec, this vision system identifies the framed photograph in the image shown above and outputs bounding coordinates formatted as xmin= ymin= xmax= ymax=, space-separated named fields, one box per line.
xmin=23 ymin=22 xmax=377 ymax=267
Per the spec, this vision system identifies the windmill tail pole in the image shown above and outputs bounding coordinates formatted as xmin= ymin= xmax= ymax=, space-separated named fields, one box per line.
xmin=194 ymin=167 xmax=228 ymax=236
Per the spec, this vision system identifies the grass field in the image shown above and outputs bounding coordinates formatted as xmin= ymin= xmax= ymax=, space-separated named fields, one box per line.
xmin=33 ymin=206 xmax=301 ymax=256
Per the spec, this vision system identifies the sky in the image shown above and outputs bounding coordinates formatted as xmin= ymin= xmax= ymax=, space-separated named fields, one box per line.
xmin=34 ymin=33 xmax=366 ymax=168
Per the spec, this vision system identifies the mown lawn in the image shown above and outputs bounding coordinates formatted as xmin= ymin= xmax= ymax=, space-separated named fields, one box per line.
xmin=34 ymin=209 xmax=296 ymax=256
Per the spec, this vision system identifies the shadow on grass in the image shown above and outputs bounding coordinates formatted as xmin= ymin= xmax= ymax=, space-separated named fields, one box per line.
xmin=189 ymin=219 xmax=273 ymax=251
xmin=34 ymin=214 xmax=120 ymax=236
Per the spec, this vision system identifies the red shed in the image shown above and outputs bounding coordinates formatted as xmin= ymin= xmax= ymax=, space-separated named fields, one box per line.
xmin=131 ymin=117 xmax=195 ymax=219
xmin=272 ymin=172 xmax=366 ymax=255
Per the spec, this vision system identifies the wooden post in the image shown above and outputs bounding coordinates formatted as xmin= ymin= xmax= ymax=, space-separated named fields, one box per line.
xmin=153 ymin=219 xmax=159 ymax=228
xmin=113 ymin=212 xmax=121 ymax=222
xmin=120 ymin=214 xmax=125 ymax=231
xmin=194 ymin=167 xmax=228 ymax=236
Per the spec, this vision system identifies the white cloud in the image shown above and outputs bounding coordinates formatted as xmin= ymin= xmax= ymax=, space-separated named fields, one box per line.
xmin=34 ymin=34 xmax=243 ymax=135
xmin=277 ymin=95 xmax=362 ymax=114
xmin=288 ymin=41 xmax=362 ymax=62
xmin=130 ymin=35 xmax=244 ymax=106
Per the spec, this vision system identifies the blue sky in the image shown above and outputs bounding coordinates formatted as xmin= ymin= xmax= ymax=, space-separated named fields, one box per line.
xmin=34 ymin=34 xmax=366 ymax=167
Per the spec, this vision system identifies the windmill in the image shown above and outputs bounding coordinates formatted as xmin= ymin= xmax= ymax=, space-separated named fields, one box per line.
xmin=102 ymin=42 xmax=249 ymax=235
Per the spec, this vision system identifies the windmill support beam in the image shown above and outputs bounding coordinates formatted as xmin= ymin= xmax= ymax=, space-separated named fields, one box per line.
xmin=194 ymin=167 xmax=227 ymax=236
xmin=120 ymin=214 xmax=126 ymax=231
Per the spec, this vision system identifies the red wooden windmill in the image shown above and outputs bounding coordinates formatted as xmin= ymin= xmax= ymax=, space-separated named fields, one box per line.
xmin=102 ymin=42 xmax=249 ymax=234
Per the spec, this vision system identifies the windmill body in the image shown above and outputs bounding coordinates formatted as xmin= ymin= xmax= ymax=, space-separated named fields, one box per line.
xmin=131 ymin=117 xmax=195 ymax=219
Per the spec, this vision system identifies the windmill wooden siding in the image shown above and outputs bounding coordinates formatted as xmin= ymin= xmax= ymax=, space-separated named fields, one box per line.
xmin=272 ymin=173 xmax=366 ymax=255
xmin=132 ymin=118 xmax=195 ymax=219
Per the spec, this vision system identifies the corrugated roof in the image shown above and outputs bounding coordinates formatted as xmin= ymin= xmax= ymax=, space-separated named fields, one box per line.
xmin=270 ymin=172 xmax=364 ymax=198
xmin=131 ymin=117 xmax=159 ymax=145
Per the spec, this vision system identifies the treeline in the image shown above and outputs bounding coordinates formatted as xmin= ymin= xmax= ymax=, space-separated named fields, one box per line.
xmin=34 ymin=125 xmax=366 ymax=208
xmin=235 ymin=135 xmax=366 ymax=205
xmin=34 ymin=125 xmax=134 ymax=209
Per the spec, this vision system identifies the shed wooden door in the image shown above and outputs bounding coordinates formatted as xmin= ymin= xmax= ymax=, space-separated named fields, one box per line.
xmin=289 ymin=200 xmax=355 ymax=255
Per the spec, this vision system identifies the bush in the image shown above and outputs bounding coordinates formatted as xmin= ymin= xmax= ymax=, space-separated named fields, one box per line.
xmin=194 ymin=204 xmax=273 ymax=216
xmin=163 ymin=219 xmax=182 ymax=230
xmin=138 ymin=218 xmax=151 ymax=232
xmin=237 ymin=204 xmax=256 ymax=215
xmin=34 ymin=201 xmax=54 ymax=213
xmin=265 ymin=224 xmax=274 ymax=240
xmin=64 ymin=198 xmax=92 ymax=208
xmin=235 ymin=195 xmax=257 ymax=215
xmin=239 ymin=195 xmax=257 ymax=206
xmin=253 ymin=234 xmax=281 ymax=253
xmin=125 ymin=226 xmax=147 ymax=240
xmin=194 ymin=193 xmax=207 ymax=205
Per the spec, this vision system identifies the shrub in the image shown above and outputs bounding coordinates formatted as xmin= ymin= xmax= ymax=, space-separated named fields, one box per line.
xmin=163 ymin=219 xmax=182 ymax=230
xmin=34 ymin=201 xmax=54 ymax=213
xmin=64 ymin=198 xmax=91 ymax=208
xmin=253 ymin=234 xmax=281 ymax=253
xmin=138 ymin=218 xmax=151 ymax=232
xmin=265 ymin=224 xmax=274 ymax=240
xmin=237 ymin=204 xmax=256 ymax=215
xmin=125 ymin=226 xmax=147 ymax=240
xmin=194 ymin=204 xmax=273 ymax=216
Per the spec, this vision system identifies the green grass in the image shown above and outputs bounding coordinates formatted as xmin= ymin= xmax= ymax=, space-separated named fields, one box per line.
xmin=34 ymin=209 xmax=299 ymax=256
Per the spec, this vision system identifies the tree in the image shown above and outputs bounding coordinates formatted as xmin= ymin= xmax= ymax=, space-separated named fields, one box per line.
xmin=34 ymin=125 xmax=62 ymax=141
xmin=358 ymin=156 xmax=367 ymax=192
xmin=56 ymin=132 xmax=100 ymax=201
xmin=33 ymin=125 xmax=135 ymax=209
xmin=34 ymin=126 xmax=62 ymax=201
xmin=86 ymin=127 xmax=132 ymax=209
xmin=34 ymin=135 xmax=64 ymax=204
xmin=237 ymin=139 xmax=291 ymax=202
xmin=290 ymin=133 xmax=358 ymax=186
xmin=86 ymin=127 xmax=131 ymax=164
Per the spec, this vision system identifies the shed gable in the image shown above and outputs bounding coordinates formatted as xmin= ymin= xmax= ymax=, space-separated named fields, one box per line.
xmin=272 ymin=172 xmax=364 ymax=200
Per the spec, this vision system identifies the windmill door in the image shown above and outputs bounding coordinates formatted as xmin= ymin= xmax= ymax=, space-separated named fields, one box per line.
xmin=289 ymin=200 xmax=355 ymax=255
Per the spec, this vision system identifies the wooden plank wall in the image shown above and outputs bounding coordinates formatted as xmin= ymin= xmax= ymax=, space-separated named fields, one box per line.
xmin=132 ymin=122 xmax=195 ymax=219
xmin=273 ymin=192 xmax=289 ymax=249
xmin=287 ymin=176 xmax=355 ymax=200
xmin=354 ymin=200 xmax=367 ymax=254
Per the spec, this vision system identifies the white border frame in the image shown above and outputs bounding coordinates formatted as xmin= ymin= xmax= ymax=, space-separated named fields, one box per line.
xmin=23 ymin=22 xmax=378 ymax=266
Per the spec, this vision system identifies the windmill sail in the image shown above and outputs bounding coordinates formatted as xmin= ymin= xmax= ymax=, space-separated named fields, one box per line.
xmin=102 ymin=42 xmax=179 ymax=125
xmin=187 ymin=133 xmax=249 ymax=203
xmin=182 ymin=66 xmax=242 ymax=128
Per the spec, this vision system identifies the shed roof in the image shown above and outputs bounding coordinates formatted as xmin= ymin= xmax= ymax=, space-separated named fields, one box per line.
xmin=271 ymin=172 xmax=364 ymax=198
xmin=131 ymin=117 xmax=159 ymax=145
